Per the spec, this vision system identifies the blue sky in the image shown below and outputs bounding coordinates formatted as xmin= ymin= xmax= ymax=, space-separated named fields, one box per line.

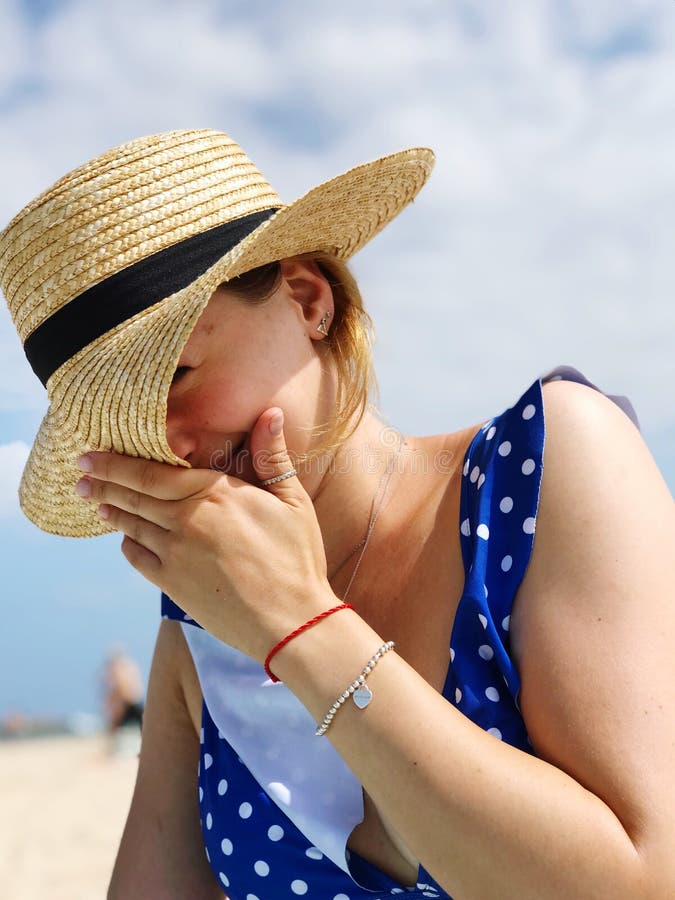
xmin=1 ymin=0 xmax=673 ymax=719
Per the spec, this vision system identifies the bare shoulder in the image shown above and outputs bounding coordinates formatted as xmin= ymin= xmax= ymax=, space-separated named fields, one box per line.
xmin=520 ymin=377 xmax=672 ymax=587
xmin=513 ymin=375 xmax=674 ymax=660
xmin=538 ymin=375 xmax=654 ymax=478
xmin=509 ymin=377 xmax=675 ymax=856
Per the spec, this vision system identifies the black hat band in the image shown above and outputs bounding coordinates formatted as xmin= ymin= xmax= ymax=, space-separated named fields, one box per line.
xmin=24 ymin=207 xmax=280 ymax=387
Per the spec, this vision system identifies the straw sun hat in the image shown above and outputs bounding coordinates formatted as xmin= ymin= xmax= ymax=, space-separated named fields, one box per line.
xmin=0 ymin=129 xmax=434 ymax=538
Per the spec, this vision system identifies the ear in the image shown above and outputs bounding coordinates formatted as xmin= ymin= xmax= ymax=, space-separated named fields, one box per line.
xmin=278 ymin=258 xmax=334 ymax=340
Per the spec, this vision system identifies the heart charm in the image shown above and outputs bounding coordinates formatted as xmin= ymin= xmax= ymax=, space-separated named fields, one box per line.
xmin=352 ymin=684 xmax=373 ymax=710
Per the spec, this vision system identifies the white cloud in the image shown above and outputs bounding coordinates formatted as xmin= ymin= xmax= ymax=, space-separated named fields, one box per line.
xmin=0 ymin=0 xmax=672 ymax=445
xmin=0 ymin=441 xmax=29 ymax=518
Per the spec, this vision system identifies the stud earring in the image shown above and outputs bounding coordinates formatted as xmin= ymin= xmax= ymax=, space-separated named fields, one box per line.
xmin=316 ymin=311 xmax=332 ymax=336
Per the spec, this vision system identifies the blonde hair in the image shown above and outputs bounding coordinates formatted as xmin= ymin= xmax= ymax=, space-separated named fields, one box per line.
xmin=223 ymin=252 xmax=379 ymax=461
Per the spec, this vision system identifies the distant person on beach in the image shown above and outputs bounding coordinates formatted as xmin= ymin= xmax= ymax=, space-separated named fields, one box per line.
xmin=1 ymin=130 xmax=673 ymax=899
xmin=102 ymin=648 xmax=144 ymax=733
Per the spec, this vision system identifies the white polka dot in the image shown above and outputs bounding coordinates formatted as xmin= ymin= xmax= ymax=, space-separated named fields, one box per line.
xmin=205 ymin=847 xmax=210 ymax=863
xmin=217 ymin=778 xmax=228 ymax=796
xmin=247 ymin=895 xmax=260 ymax=900
xmin=218 ymin=729 xmax=225 ymax=740
xmin=268 ymin=782 xmax=291 ymax=805
xmin=485 ymin=686 xmax=500 ymax=702
xmin=199 ymin=786 xmax=203 ymax=802
xmin=450 ymin=647 xmax=455 ymax=662
xmin=333 ymin=895 xmax=351 ymax=900
xmin=200 ymin=727 xmax=204 ymax=744
xmin=267 ymin=824 xmax=284 ymax=842
xmin=502 ymin=615 xmax=511 ymax=631
xmin=206 ymin=812 xmax=213 ymax=830
xmin=470 ymin=465 xmax=480 ymax=483
xmin=523 ymin=516 xmax=536 ymax=534
xmin=203 ymin=753 xmax=213 ymax=770
xmin=305 ymin=846 xmax=324 ymax=860
xmin=484 ymin=583 xmax=488 ymax=598
xmin=486 ymin=426 xmax=496 ymax=440
xmin=460 ymin=518 xmax=471 ymax=536
xmin=501 ymin=555 xmax=513 ymax=572
xmin=487 ymin=727 xmax=503 ymax=740
xmin=221 ymin=838 xmax=233 ymax=855
xmin=254 ymin=860 xmax=270 ymax=876
xmin=478 ymin=613 xmax=488 ymax=629
xmin=498 ymin=441 xmax=511 ymax=457
xmin=455 ymin=687 xmax=462 ymax=703
xmin=291 ymin=880 xmax=308 ymax=895
xmin=522 ymin=403 xmax=536 ymax=420
xmin=477 ymin=473 xmax=485 ymax=489
xmin=476 ymin=523 xmax=489 ymax=540
xmin=462 ymin=458 xmax=470 ymax=476
xmin=219 ymin=872 xmax=230 ymax=887
xmin=239 ymin=802 xmax=253 ymax=819
xmin=521 ymin=458 xmax=535 ymax=475
xmin=499 ymin=496 xmax=513 ymax=513
xmin=478 ymin=644 xmax=494 ymax=660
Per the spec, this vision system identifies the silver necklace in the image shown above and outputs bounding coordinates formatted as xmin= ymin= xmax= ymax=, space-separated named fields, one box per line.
xmin=335 ymin=431 xmax=404 ymax=602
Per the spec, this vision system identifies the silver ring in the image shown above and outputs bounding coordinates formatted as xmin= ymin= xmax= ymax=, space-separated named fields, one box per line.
xmin=261 ymin=468 xmax=297 ymax=486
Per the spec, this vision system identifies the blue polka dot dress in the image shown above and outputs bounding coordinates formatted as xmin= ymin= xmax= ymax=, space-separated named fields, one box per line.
xmin=161 ymin=366 xmax=638 ymax=900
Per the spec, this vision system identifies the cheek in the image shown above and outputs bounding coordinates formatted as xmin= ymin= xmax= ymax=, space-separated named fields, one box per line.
xmin=168 ymin=380 xmax=232 ymax=428
xmin=190 ymin=382 xmax=237 ymax=425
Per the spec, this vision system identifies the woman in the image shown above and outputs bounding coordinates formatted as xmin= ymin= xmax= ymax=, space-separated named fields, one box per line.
xmin=1 ymin=130 xmax=673 ymax=899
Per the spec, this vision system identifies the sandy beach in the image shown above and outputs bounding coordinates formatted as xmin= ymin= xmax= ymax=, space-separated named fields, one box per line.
xmin=0 ymin=732 xmax=139 ymax=900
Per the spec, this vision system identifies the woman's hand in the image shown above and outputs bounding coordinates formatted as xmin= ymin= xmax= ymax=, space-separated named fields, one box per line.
xmin=74 ymin=407 xmax=337 ymax=663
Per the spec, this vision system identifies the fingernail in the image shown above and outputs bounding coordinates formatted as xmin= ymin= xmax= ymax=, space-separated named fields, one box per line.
xmin=97 ymin=504 xmax=110 ymax=520
xmin=77 ymin=454 xmax=93 ymax=472
xmin=75 ymin=478 xmax=91 ymax=498
xmin=269 ymin=411 xmax=284 ymax=435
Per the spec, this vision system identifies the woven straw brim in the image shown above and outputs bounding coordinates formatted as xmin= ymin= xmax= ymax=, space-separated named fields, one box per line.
xmin=19 ymin=147 xmax=434 ymax=536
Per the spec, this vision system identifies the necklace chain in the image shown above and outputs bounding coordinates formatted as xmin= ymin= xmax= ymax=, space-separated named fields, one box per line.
xmin=336 ymin=431 xmax=404 ymax=603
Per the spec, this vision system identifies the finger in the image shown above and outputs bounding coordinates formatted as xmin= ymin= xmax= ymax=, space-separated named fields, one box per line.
xmin=77 ymin=451 xmax=220 ymax=501
xmin=250 ymin=408 xmax=304 ymax=501
xmin=120 ymin=534 xmax=163 ymax=587
xmin=75 ymin=476 xmax=177 ymax=529
xmin=97 ymin=503 xmax=168 ymax=565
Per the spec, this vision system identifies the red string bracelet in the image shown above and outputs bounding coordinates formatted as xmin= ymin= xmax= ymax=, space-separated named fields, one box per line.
xmin=264 ymin=603 xmax=355 ymax=683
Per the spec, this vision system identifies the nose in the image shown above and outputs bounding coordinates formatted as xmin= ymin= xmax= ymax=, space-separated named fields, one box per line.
xmin=165 ymin=404 xmax=197 ymax=462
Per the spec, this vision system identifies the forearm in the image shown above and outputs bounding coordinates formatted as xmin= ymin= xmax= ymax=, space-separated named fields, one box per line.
xmin=273 ymin=606 xmax=661 ymax=900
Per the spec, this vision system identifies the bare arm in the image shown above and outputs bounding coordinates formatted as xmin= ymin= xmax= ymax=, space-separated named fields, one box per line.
xmin=272 ymin=380 xmax=675 ymax=898
xmin=108 ymin=619 xmax=226 ymax=900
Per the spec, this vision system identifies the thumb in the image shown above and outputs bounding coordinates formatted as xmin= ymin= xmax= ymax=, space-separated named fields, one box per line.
xmin=251 ymin=408 xmax=301 ymax=495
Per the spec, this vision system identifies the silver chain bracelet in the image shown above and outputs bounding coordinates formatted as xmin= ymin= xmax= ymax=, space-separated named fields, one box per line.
xmin=315 ymin=641 xmax=396 ymax=737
